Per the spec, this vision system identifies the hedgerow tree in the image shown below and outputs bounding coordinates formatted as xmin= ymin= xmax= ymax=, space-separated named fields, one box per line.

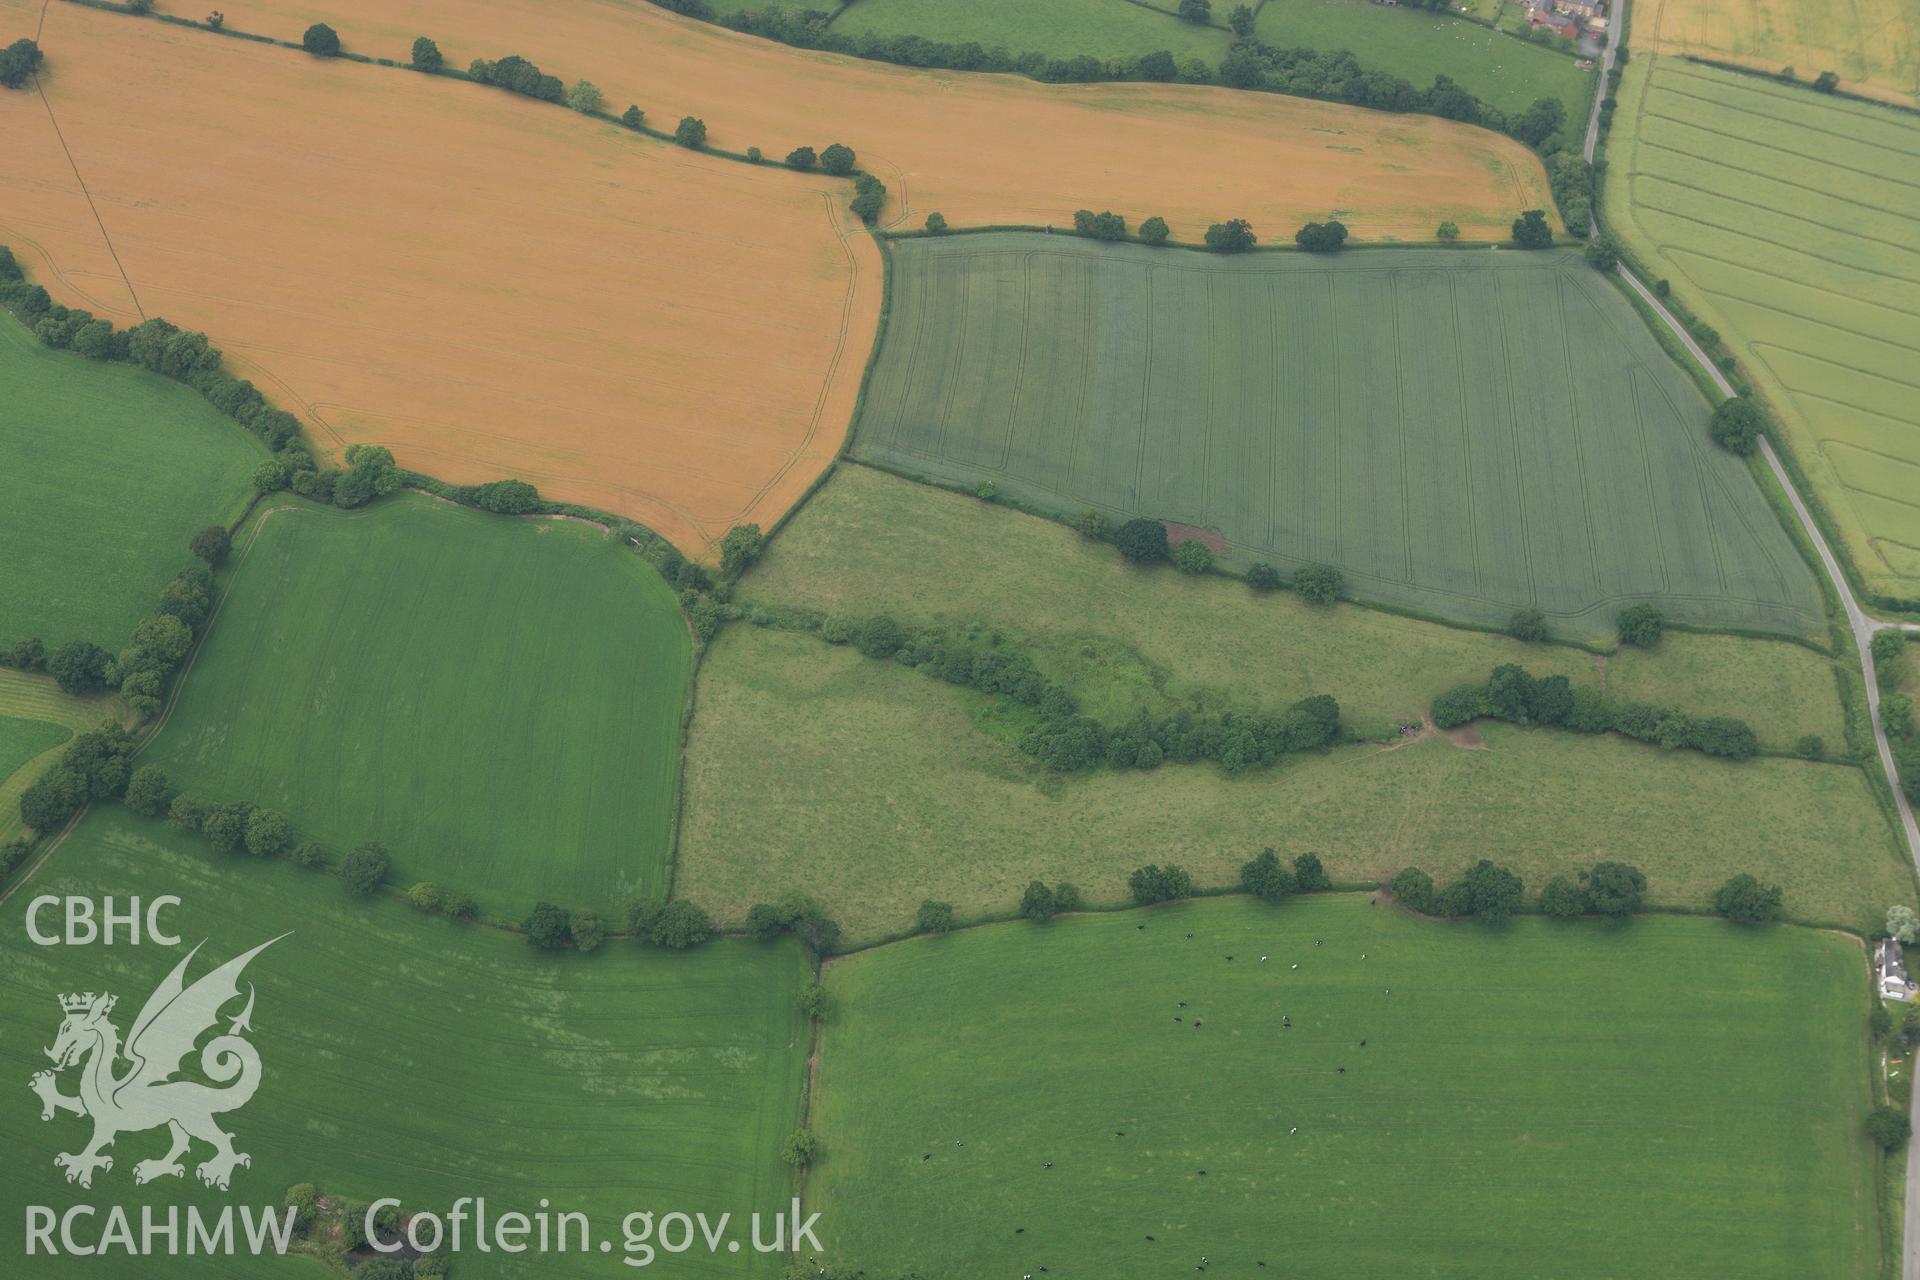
xmin=0 ymin=37 xmax=42 ymax=90
xmin=1178 ymin=0 xmax=1212 ymax=22
xmin=525 ymin=901 xmax=571 ymax=949
xmin=407 ymin=882 xmax=439 ymax=911
xmin=1713 ymin=873 xmax=1782 ymax=924
xmin=819 ymin=143 xmax=856 ymax=176
xmin=1868 ymin=1106 xmax=1910 ymax=1151
xmin=124 ymin=766 xmax=174 ymax=819
xmin=1294 ymin=563 xmax=1342 ymax=605
xmin=1204 ymin=219 xmax=1256 ymax=252
xmin=1540 ymin=875 xmax=1586 ymax=919
xmin=1389 ymin=866 xmax=1436 ymax=913
xmin=1436 ymin=220 xmax=1459 ymax=242
xmin=784 ymin=145 xmax=817 ymax=170
xmin=1240 ymin=848 xmax=1296 ymax=902
xmin=1293 ymin=852 xmax=1330 ymax=890
xmin=570 ymin=909 xmax=605 ymax=953
xmin=1128 ymin=863 xmax=1193 ymax=905
xmin=1228 ymin=4 xmax=1255 ymax=36
xmin=719 ymin=522 xmax=764 ymax=575
xmin=1448 ymin=859 xmax=1523 ymax=925
xmin=916 ymin=899 xmax=955 ymax=933
xmin=410 ymin=36 xmax=442 ymax=71
xmin=1616 ymin=603 xmax=1665 ymax=647
xmin=48 ymin=640 xmax=110 ymax=694
xmin=1172 ymin=539 xmax=1213 ymax=574
xmin=1113 ymin=518 xmax=1169 ymax=565
xmin=1246 ymin=563 xmax=1281 ymax=591
xmin=1020 ymin=880 xmax=1057 ymax=923
xmin=301 ymin=23 xmax=340 ymax=56
xmin=1584 ymin=235 xmax=1619 ymax=271
xmin=1139 ymin=215 xmax=1170 ymax=246
xmin=674 ymin=116 xmax=707 ymax=148
xmin=627 ymin=898 xmax=715 ymax=949
xmin=1708 ymin=397 xmax=1763 ymax=454
xmin=1813 ymin=70 xmax=1840 ymax=93
xmin=782 ymin=1129 xmax=820 ymax=1167
xmin=565 ymin=80 xmax=604 ymax=113
xmin=190 ymin=524 xmax=231 ymax=566
xmin=924 ymin=211 xmax=947 ymax=233
xmin=850 ymin=173 xmax=887 ymax=223
xmin=1506 ymin=608 xmax=1548 ymax=642
xmin=621 ymin=104 xmax=644 ymax=129
xmin=1510 ymin=209 xmax=1553 ymax=249
xmin=243 ymin=808 xmax=294 ymax=857
xmin=1073 ymin=210 xmax=1128 ymax=241
xmin=1582 ymin=860 xmax=1646 ymax=918
xmin=341 ymin=842 xmax=392 ymax=897
xmin=1294 ymin=220 xmax=1348 ymax=252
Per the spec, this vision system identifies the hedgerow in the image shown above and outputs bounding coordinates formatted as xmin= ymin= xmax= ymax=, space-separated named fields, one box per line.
xmin=1431 ymin=664 xmax=1760 ymax=760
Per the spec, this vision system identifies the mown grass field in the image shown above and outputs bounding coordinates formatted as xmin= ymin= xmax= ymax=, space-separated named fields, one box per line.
xmin=678 ymin=626 xmax=1909 ymax=939
xmin=747 ymin=465 xmax=1848 ymax=745
xmin=1632 ymin=0 xmax=1918 ymax=106
xmin=0 ymin=315 xmax=265 ymax=652
xmin=144 ymin=495 xmax=689 ymax=919
xmin=0 ymin=671 xmax=127 ymax=846
xmin=0 ymin=807 xmax=806 ymax=1277
xmin=835 ymin=0 xmax=1231 ymax=64
xmin=1256 ymin=0 xmax=1592 ymax=122
xmin=854 ymin=237 xmax=1823 ymax=641
xmin=1605 ymin=57 xmax=1920 ymax=601
xmin=811 ymin=895 xmax=1878 ymax=1278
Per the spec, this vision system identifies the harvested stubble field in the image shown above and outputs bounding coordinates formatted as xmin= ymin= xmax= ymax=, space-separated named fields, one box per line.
xmin=0 ymin=314 xmax=265 ymax=653
xmin=144 ymin=495 xmax=689 ymax=918
xmin=0 ymin=807 xmax=808 ymax=1278
xmin=0 ymin=2 xmax=878 ymax=556
xmin=854 ymin=236 xmax=1825 ymax=641
xmin=1605 ymin=56 xmax=1920 ymax=601
xmin=678 ymin=625 xmax=1912 ymax=940
xmin=812 ymin=896 xmax=1879 ymax=1277
xmin=746 ymin=465 xmax=1849 ymax=747
xmin=205 ymin=0 xmax=1555 ymax=238
xmin=1256 ymin=0 xmax=1592 ymax=121
xmin=1630 ymin=0 xmax=1919 ymax=106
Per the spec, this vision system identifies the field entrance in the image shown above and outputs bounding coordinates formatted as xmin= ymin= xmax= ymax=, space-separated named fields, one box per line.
xmin=853 ymin=236 xmax=1824 ymax=640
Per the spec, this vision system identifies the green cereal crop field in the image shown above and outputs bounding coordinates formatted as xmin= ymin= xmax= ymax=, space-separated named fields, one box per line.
xmin=852 ymin=236 xmax=1824 ymax=641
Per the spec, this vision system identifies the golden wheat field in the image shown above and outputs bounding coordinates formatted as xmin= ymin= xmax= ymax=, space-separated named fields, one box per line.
xmin=0 ymin=1 xmax=879 ymax=554
xmin=205 ymin=0 xmax=1557 ymax=238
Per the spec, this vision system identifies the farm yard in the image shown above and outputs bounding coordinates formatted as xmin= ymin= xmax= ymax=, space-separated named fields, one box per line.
xmin=0 ymin=807 xmax=809 ymax=1278
xmin=1255 ymin=0 xmax=1591 ymax=122
xmin=0 ymin=314 xmax=265 ymax=652
xmin=1604 ymin=57 xmax=1920 ymax=603
xmin=1630 ymin=0 xmax=1919 ymax=105
xmin=0 ymin=1 xmax=878 ymax=556
xmin=142 ymin=496 xmax=690 ymax=919
xmin=745 ymin=465 xmax=1850 ymax=747
xmin=203 ymin=0 xmax=1556 ymax=239
xmin=853 ymin=236 xmax=1825 ymax=640
xmin=676 ymin=625 xmax=1909 ymax=940
xmin=811 ymin=896 xmax=1879 ymax=1278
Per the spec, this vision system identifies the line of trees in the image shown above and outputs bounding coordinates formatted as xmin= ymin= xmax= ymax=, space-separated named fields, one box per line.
xmin=1875 ymin=632 xmax=1920 ymax=805
xmin=1384 ymin=858 xmax=1786 ymax=925
xmin=1431 ymin=663 xmax=1760 ymax=760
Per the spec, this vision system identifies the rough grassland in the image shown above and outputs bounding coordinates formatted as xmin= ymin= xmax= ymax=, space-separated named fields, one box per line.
xmin=0 ymin=807 xmax=806 ymax=1278
xmin=812 ymin=896 xmax=1877 ymax=1278
xmin=0 ymin=2 xmax=879 ymax=558
xmin=144 ymin=496 xmax=689 ymax=918
xmin=835 ymin=0 xmax=1232 ymax=65
xmin=1605 ymin=57 xmax=1920 ymax=599
xmin=1256 ymin=0 xmax=1592 ymax=122
xmin=745 ymin=465 xmax=1848 ymax=747
xmin=1630 ymin=0 xmax=1918 ymax=106
xmin=0 ymin=671 xmax=128 ymax=845
xmin=205 ymin=0 xmax=1556 ymax=239
xmin=854 ymin=237 xmax=1824 ymax=641
xmin=0 ymin=315 xmax=264 ymax=652
xmin=677 ymin=626 xmax=1910 ymax=940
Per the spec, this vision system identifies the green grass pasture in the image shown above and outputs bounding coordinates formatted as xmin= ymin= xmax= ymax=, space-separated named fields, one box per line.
xmin=1256 ymin=0 xmax=1591 ymax=121
xmin=144 ymin=495 xmax=690 ymax=918
xmin=812 ymin=895 xmax=1878 ymax=1277
xmin=0 ymin=807 xmax=806 ymax=1277
xmin=1605 ymin=58 xmax=1920 ymax=600
xmin=0 ymin=317 xmax=265 ymax=651
xmin=746 ymin=464 xmax=1847 ymax=746
xmin=852 ymin=236 xmax=1824 ymax=641
xmin=833 ymin=0 xmax=1231 ymax=64
xmin=678 ymin=625 xmax=1909 ymax=939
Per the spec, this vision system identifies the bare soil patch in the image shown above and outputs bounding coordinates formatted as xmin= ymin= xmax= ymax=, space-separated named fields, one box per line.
xmin=1446 ymin=725 xmax=1487 ymax=749
xmin=1163 ymin=521 xmax=1228 ymax=556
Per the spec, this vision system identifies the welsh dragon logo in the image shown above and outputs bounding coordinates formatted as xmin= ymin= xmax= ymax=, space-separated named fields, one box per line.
xmin=29 ymin=936 xmax=285 ymax=1191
